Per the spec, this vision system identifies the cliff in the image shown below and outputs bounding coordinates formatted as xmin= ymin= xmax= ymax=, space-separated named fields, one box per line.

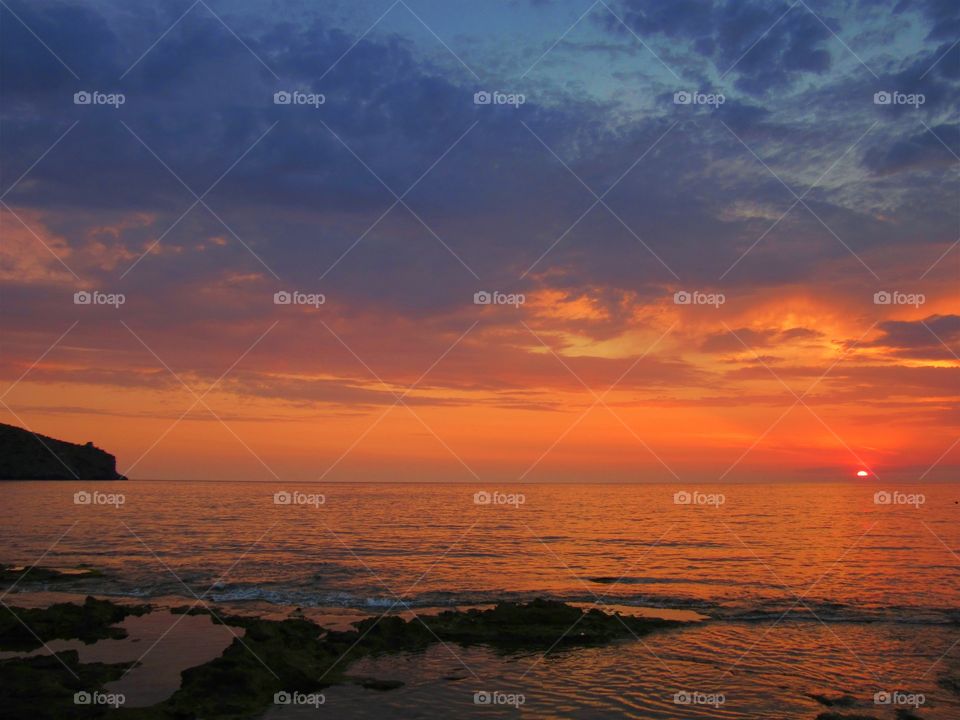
xmin=0 ymin=423 xmax=126 ymax=480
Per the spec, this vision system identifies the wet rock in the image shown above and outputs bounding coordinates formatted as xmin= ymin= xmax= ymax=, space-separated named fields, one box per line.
xmin=0 ymin=650 xmax=132 ymax=719
xmin=0 ymin=596 xmax=150 ymax=651
xmin=2 ymin=598 xmax=691 ymax=719
xmin=0 ymin=564 xmax=103 ymax=585
xmin=808 ymin=693 xmax=858 ymax=707
xmin=351 ymin=677 xmax=405 ymax=690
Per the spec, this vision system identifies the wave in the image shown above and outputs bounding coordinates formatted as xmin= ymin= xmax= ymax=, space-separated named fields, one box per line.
xmin=73 ymin=582 xmax=952 ymax=627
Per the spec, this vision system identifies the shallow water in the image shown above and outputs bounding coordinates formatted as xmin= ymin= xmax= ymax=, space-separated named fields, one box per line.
xmin=1 ymin=481 xmax=959 ymax=717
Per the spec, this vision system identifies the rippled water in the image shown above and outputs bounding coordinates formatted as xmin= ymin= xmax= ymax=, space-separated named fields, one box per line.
xmin=2 ymin=481 xmax=959 ymax=718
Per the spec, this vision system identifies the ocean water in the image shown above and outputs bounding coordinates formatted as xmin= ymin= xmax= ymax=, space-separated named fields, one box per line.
xmin=2 ymin=481 xmax=959 ymax=718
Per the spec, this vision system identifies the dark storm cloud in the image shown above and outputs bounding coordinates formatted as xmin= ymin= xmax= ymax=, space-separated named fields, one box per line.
xmin=867 ymin=314 xmax=960 ymax=360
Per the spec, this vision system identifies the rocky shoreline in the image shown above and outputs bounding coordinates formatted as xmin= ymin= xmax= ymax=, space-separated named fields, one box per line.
xmin=0 ymin=595 xmax=686 ymax=719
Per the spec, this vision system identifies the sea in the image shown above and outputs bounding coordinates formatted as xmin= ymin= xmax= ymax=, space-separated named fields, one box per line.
xmin=2 ymin=480 xmax=958 ymax=718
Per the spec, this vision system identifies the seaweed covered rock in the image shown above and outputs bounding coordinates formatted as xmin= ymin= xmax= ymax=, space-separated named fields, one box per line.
xmin=423 ymin=598 xmax=683 ymax=647
xmin=0 ymin=650 xmax=132 ymax=720
xmin=0 ymin=564 xmax=104 ymax=586
xmin=1 ymin=598 xmax=692 ymax=719
xmin=0 ymin=596 xmax=150 ymax=651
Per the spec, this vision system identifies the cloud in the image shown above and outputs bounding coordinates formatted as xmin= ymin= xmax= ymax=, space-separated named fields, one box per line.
xmin=867 ymin=314 xmax=960 ymax=359
xmin=862 ymin=123 xmax=959 ymax=175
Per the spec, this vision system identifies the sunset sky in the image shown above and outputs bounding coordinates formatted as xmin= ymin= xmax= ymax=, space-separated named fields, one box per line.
xmin=1 ymin=0 xmax=957 ymax=482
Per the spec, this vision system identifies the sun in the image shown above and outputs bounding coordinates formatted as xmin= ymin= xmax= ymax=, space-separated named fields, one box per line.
xmin=856 ymin=470 xmax=870 ymax=477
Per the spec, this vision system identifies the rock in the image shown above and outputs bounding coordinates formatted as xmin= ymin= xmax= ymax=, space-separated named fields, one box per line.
xmin=808 ymin=693 xmax=858 ymax=708
xmin=0 ymin=596 xmax=150 ymax=651
xmin=0 ymin=598 xmax=692 ymax=719
xmin=0 ymin=650 xmax=132 ymax=720
xmin=0 ymin=423 xmax=125 ymax=480
xmin=0 ymin=564 xmax=103 ymax=585
xmin=352 ymin=677 xmax=405 ymax=690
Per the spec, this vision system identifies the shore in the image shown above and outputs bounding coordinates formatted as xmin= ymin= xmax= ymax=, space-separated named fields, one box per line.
xmin=1 ymin=588 xmax=696 ymax=719
xmin=2 ymin=585 xmax=958 ymax=719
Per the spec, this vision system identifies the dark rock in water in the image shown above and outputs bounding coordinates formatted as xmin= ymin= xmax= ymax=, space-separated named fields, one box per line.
xmin=0 ymin=596 xmax=150 ymax=651
xmin=940 ymin=671 xmax=960 ymax=696
xmin=2 ymin=598 xmax=692 ymax=719
xmin=0 ymin=422 xmax=126 ymax=480
xmin=0 ymin=564 xmax=103 ymax=585
xmin=352 ymin=677 xmax=404 ymax=690
xmin=0 ymin=650 xmax=132 ymax=720
xmin=895 ymin=709 xmax=925 ymax=720
xmin=808 ymin=693 xmax=858 ymax=708
xmin=419 ymin=598 xmax=684 ymax=647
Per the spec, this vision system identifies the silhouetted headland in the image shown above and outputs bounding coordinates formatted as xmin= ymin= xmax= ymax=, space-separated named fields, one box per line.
xmin=0 ymin=422 xmax=125 ymax=480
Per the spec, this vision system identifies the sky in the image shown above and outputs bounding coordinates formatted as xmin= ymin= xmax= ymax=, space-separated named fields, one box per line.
xmin=0 ymin=0 xmax=957 ymax=482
